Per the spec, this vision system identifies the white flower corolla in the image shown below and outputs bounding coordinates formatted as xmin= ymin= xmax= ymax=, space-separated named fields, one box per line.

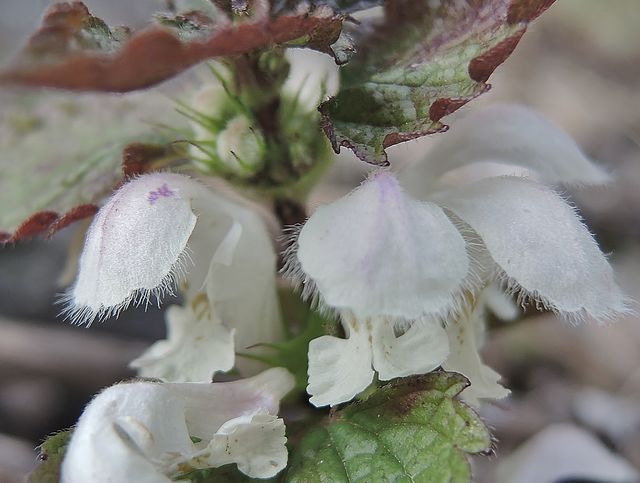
xmin=483 ymin=282 xmax=520 ymax=322
xmin=61 ymin=368 xmax=295 ymax=483
xmin=64 ymin=173 xmax=199 ymax=323
xmin=400 ymin=106 xmax=627 ymax=321
xmin=64 ymin=172 xmax=282 ymax=375
xmin=401 ymin=104 xmax=610 ymax=197
xmin=130 ymin=302 xmax=235 ymax=382
xmin=288 ymin=106 xmax=627 ymax=406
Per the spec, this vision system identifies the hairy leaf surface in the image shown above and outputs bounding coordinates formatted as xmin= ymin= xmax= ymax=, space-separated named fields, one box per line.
xmin=287 ymin=372 xmax=492 ymax=482
xmin=29 ymin=431 xmax=72 ymax=483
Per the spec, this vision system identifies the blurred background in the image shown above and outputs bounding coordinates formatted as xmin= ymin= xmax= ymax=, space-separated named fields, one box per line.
xmin=1 ymin=1 xmax=640 ymax=482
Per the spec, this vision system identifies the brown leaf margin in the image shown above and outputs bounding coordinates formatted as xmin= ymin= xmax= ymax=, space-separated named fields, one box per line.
xmin=0 ymin=205 xmax=98 ymax=244
xmin=320 ymin=0 xmax=556 ymax=165
xmin=0 ymin=2 xmax=342 ymax=92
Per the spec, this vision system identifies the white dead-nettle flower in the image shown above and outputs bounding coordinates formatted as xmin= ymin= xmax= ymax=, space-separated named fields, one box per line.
xmin=64 ymin=172 xmax=281 ymax=375
xmin=308 ymin=314 xmax=450 ymax=407
xmin=61 ymin=368 xmax=295 ymax=483
xmin=287 ymin=105 xmax=627 ymax=407
xmin=400 ymin=105 xmax=627 ymax=323
xmin=287 ymin=171 xmax=465 ymax=406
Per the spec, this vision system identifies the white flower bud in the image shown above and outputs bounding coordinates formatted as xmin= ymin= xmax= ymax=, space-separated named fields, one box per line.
xmin=216 ymin=115 xmax=265 ymax=177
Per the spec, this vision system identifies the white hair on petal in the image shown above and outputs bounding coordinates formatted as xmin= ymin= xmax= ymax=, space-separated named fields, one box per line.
xmin=493 ymin=268 xmax=634 ymax=326
xmin=59 ymin=244 xmax=193 ymax=327
xmin=280 ymin=223 xmax=333 ymax=318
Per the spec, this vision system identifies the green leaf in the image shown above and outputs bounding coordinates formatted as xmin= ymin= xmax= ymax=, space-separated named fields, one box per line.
xmin=320 ymin=0 xmax=556 ymax=165
xmin=287 ymin=372 xmax=492 ymax=482
xmin=29 ymin=430 xmax=72 ymax=483
xmin=179 ymin=465 xmax=281 ymax=482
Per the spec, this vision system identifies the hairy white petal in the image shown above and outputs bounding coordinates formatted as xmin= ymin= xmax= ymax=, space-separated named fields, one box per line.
xmin=371 ymin=318 xmax=450 ymax=381
xmin=130 ymin=303 xmax=235 ymax=382
xmin=441 ymin=177 xmax=627 ymax=322
xmin=296 ymin=171 xmax=469 ymax=320
xmin=443 ymin=308 xmax=509 ymax=406
xmin=307 ymin=317 xmax=374 ymax=407
xmin=65 ymin=173 xmax=199 ymax=324
xmin=401 ymin=104 xmax=609 ymax=197
xmin=188 ymin=412 xmax=287 ymax=478
xmin=61 ymin=383 xmax=190 ymax=483
xmin=62 ymin=370 xmax=294 ymax=483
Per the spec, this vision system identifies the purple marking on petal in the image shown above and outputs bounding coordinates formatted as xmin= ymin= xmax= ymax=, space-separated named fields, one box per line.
xmin=147 ymin=183 xmax=176 ymax=205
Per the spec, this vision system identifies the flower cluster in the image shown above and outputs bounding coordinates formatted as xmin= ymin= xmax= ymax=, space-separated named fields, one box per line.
xmin=61 ymin=104 xmax=627 ymax=478
xmin=59 ymin=169 xmax=292 ymax=479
